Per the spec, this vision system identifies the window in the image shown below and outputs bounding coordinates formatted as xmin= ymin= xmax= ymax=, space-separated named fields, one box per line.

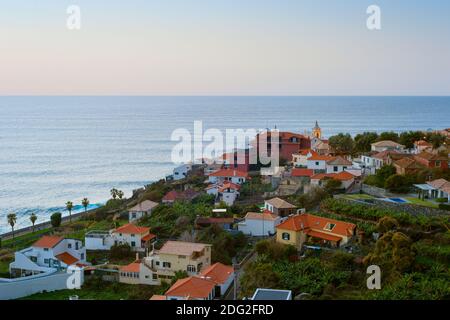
xmin=131 ymin=241 xmax=136 ymax=247
xmin=44 ymin=248 xmax=49 ymax=252
xmin=119 ymin=233 xmax=122 ymax=236
xmin=68 ymin=243 xmax=72 ymax=249
xmin=435 ymin=161 xmax=441 ymax=167
xmin=324 ymin=223 xmax=336 ymax=231
xmin=155 ymin=261 xmax=160 ymax=266
xmin=131 ymin=234 xmax=135 ymax=237
xmin=315 ymin=162 xmax=319 ymax=166
xmin=162 ymin=262 xmax=171 ymax=268
xmin=187 ymin=265 xmax=196 ymax=272
xmin=81 ymin=253 xmax=84 ymax=260
xmin=152 ymin=273 xmax=158 ymax=280
xmin=197 ymin=263 xmax=203 ymax=271
xmin=44 ymin=259 xmax=49 ymax=264
xmin=282 ymin=232 xmax=290 ymax=240
xmin=333 ymin=166 xmax=338 ymax=172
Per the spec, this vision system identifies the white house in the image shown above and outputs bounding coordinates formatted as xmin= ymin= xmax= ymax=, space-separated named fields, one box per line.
xmin=9 ymin=236 xmax=88 ymax=277
xmin=307 ymin=154 xmax=334 ymax=172
xmin=310 ymin=171 xmax=356 ymax=190
xmin=206 ymin=182 xmax=241 ymax=206
xmin=238 ymin=211 xmax=282 ymax=237
xmin=208 ymin=169 xmax=249 ymax=185
xmin=173 ymin=164 xmax=192 ymax=181
xmin=85 ymin=223 xmax=156 ymax=252
xmin=371 ymin=140 xmax=405 ymax=152
xmin=325 ymin=156 xmax=353 ymax=174
xmin=413 ymin=140 xmax=433 ymax=154
xmin=292 ymin=149 xmax=313 ymax=167
xmin=128 ymin=200 xmax=159 ymax=222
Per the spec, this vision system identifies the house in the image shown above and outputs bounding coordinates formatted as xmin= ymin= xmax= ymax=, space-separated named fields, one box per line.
xmin=393 ymin=157 xmax=424 ymax=175
xmin=119 ymin=260 xmax=143 ymax=285
xmin=414 ymin=151 xmax=448 ymax=170
xmin=162 ymin=189 xmax=200 ymax=204
xmin=128 ymin=200 xmax=158 ymax=222
xmin=311 ymin=139 xmax=331 ymax=155
xmin=9 ymin=236 xmax=88 ymax=277
xmin=251 ymin=288 xmax=292 ymax=300
xmin=426 ymin=179 xmax=450 ymax=201
xmin=264 ymin=197 xmax=297 ymax=216
xmin=310 ymin=171 xmax=356 ymax=190
xmin=206 ymin=181 xmax=241 ymax=206
xmin=253 ymin=131 xmax=311 ymax=161
xmin=371 ymin=140 xmax=405 ymax=152
xmin=198 ymin=262 xmax=234 ymax=297
xmin=85 ymin=223 xmax=156 ymax=252
xmin=143 ymin=241 xmax=212 ymax=285
xmin=173 ymin=164 xmax=192 ymax=181
xmin=413 ymin=140 xmax=433 ymax=154
xmin=194 ymin=217 xmax=234 ymax=230
xmin=276 ymin=213 xmax=356 ymax=249
xmin=325 ymin=156 xmax=353 ymax=174
xmin=306 ymin=153 xmax=334 ymax=172
xmin=292 ymin=149 xmax=314 ymax=167
xmin=162 ymin=262 xmax=234 ymax=300
xmin=207 ymin=169 xmax=249 ymax=185
xmin=238 ymin=211 xmax=282 ymax=236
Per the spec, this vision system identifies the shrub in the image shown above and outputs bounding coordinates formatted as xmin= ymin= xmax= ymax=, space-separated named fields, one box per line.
xmin=109 ymin=243 xmax=133 ymax=261
xmin=50 ymin=212 xmax=62 ymax=228
xmin=438 ymin=203 xmax=450 ymax=211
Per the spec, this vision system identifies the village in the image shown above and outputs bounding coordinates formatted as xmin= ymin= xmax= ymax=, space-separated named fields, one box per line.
xmin=1 ymin=122 xmax=449 ymax=300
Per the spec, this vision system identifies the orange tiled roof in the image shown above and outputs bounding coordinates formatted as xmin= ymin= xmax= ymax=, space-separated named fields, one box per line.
xmin=394 ymin=157 xmax=423 ymax=169
xmin=113 ymin=223 xmax=149 ymax=235
xmin=200 ymin=262 xmax=234 ymax=284
xmin=32 ymin=235 xmax=64 ymax=249
xmin=165 ymin=276 xmax=215 ymax=299
xmin=55 ymin=252 xmax=79 ymax=265
xmin=208 ymin=169 xmax=249 ymax=178
xmin=218 ymin=182 xmax=241 ymax=192
xmin=311 ymin=171 xmax=355 ymax=181
xmin=326 ymin=156 xmax=353 ymax=166
xmin=306 ymin=230 xmax=342 ymax=242
xmin=120 ymin=261 xmax=141 ymax=273
xmin=150 ymin=295 xmax=167 ymax=300
xmin=276 ymin=213 xmax=356 ymax=238
xmin=291 ymin=168 xmax=314 ymax=177
xmin=307 ymin=154 xmax=334 ymax=161
xmin=141 ymin=233 xmax=157 ymax=242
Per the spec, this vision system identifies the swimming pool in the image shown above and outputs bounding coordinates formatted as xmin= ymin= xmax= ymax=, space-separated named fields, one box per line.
xmin=387 ymin=198 xmax=409 ymax=204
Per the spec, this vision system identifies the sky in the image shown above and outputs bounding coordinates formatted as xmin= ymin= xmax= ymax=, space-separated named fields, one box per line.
xmin=1 ymin=0 xmax=450 ymax=95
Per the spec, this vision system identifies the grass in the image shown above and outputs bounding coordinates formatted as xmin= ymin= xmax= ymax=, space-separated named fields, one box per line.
xmin=0 ymin=260 xmax=11 ymax=277
xmin=21 ymin=279 xmax=166 ymax=300
xmin=342 ymin=194 xmax=375 ymax=200
xmin=405 ymin=197 xmax=439 ymax=208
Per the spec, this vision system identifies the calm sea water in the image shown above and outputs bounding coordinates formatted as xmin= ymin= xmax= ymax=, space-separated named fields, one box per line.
xmin=0 ymin=96 xmax=449 ymax=233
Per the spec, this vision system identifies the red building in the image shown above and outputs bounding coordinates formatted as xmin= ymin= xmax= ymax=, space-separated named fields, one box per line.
xmin=414 ymin=151 xmax=448 ymax=170
xmin=253 ymin=131 xmax=311 ymax=162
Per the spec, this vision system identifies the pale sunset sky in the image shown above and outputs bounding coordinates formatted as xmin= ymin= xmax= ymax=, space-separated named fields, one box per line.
xmin=1 ymin=0 xmax=450 ymax=95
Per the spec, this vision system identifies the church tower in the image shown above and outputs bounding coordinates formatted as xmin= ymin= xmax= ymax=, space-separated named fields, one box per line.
xmin=312 ymin=121 xmax=322 ymax=139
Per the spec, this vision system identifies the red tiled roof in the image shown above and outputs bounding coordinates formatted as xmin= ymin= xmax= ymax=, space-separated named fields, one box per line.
xmin=165 ymin=276 xmax=215 ymax=299
xmin=120 ymin=261 xmax=141 ymax=273
xmin=55 ymin=252 xmax=79 ymax=265
xmin=218 ymin=182 xmax=241 ymax=192
xmin=311 ymin=171 xmax=355 ymax=181
xmin=326 ymin=156 xmax=353 ymax=166
xmin=291 ymin=168 xmax=314 ymax=177
xmin=113 ymin=223 xmax=149 ymax=235
xmin=162 ymin=189 xmax=199 ymax=202
xmin=306 ymin=230 xmax=342 ymax=242
xmin=209 ymin=169 xmax=249 ymax=178
xmin=141 ymin=233 xmax=157 ymax=242
xmin=200 ymin=263 xmax=234 ymax=284
xmin=32 ymin=236 xmax=64 ymax=249
xmin=276 ymin=213 xmax=356 ymax=238
xmin=307 ymin=154 xmax=334 ymax=161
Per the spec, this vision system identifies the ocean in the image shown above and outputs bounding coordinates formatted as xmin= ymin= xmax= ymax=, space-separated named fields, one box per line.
xmin=0 ymin=96 xmax=449 ymax=234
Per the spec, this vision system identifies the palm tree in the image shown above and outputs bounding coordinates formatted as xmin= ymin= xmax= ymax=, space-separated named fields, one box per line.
xmin=7 ymin=213 xmax=17 ymax=239
xmin=82 ymin=198 xmax=89 ymax=213
xmin=66 ymin=201 xmax=74 ymax=223
xmin=110 ymin=188 xmax=118 ymax=200
xmin=117 ymin=190 xmax=124 ymax=200
xmin=30 ymin=213 xmax=37 ymax=233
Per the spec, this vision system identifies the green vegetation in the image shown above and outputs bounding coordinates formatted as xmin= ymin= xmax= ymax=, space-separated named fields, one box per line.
xmin=328 ymin=133 xmax=355 ymax=155
xmin=404 ymin=197 xmax=439 ymax=208
xmin=21 ymin=276 xmax=167 ymax=300
xmin=50 ymin=212 xmax=62 ymax=228
xmin=354 ymin=132 xmax=378 ymax=153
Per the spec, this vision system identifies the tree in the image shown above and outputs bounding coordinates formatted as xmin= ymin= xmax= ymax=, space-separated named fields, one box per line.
xmin=82 ymin=198 xmax=90 ymax=212
xmin=329 ymin=133 xmax=355 ymax=155
xmin=323 ymin=178 xmax=343 ymax=194
xmin=66 ymin=201 xmax=74 ymax=223
xmin=384 ymin=174 xmax=411 ymax=193
xmin=377 ymin=131 xmax=399 ymax=142
xmin=50 ymin=212 xmax=62 ymax=228
xmin=399 ymin=131 xmax=424 ymax=149
xmin=376 ymin=216 xmax=399 ymax=234
xmin=110 ymin=188 xmax=118 ymax=200
xmin=354 ymin=132 xmax=378 ymax=153
xmin=117 ymin=190 xmax=124 ymax=200
xmin=365 ymin=165 xmax=396 ymax=188
xmin=30 ymin=213 xmax=37 ymax=232
xmin=7 ymin=213 xmax=17 ymax=239
xmin=240 ymin=262 xmax=281 ymax=298
xmin=425 ymin=132 xmax=446 ymax=149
